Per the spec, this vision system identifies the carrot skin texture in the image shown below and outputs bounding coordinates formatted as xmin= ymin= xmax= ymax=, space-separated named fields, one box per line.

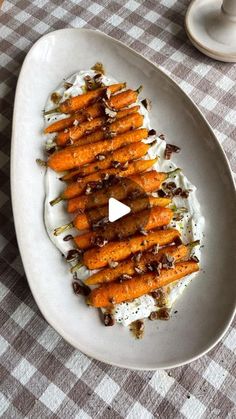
xmin=45 ymin=96 xmax=139 ymax=134
xmin=109 ymin=89 xmax=139 ymax=109
xmin=61 ymin=142 xmax=149 ymax=181
xmin=56 ymin=112 xmax=143 ymax=146
xmin=82 ymin=229 xmax=180 ymax=270
xmin=87 ymin=261 xmax=199 ymax=307
xmin=62 ymin=158 xmax=157 ymax=199
xmin=74 ymin=207 xmax=173 ymax=250
xmin=56 ymin=106 xmax=139 ymax=147
xmin=48 ymin=128 xmax=148 ymax=172
xmin=85 ymin=244 xmax=188 ymax=285
xmin=74 ymin=196 xmax=171 ymax=230
xmin=71 ymin=106 xmax=140 ymax=147
xmin=67 ymin=170 xmax=167 ymax=213
xmin=59 ymin=82 xmax=126 ymax=113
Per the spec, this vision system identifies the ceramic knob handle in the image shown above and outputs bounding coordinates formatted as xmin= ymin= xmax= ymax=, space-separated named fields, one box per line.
xmin=222 ymin=0 xmax=236 ymax=17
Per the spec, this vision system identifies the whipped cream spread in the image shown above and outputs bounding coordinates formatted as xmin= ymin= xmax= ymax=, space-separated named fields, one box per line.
xmin=43 ymin=70 xmax=204 ymax=327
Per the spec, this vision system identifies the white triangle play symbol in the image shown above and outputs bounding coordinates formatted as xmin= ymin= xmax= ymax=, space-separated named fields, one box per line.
xmin=108 ymin=197 xmax=131 ymax=222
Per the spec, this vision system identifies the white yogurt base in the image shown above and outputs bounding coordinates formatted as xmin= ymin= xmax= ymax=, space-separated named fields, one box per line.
xmin=43 ymin=70 xmax=205 ymax=327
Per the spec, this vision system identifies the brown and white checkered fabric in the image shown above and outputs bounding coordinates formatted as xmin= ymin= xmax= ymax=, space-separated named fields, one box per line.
xmin=0 ymin=1 xmax=235 ymax=417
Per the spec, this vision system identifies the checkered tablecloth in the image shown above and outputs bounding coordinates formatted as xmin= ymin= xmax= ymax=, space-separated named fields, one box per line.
xmin=1 ymin=0 xmax=235 ymax=417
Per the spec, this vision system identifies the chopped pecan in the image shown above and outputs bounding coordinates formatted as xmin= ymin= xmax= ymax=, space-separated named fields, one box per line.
xmin=63 ymin=234 xmax=73 ymax=242
xmin=148 ymin=129 xmax=156 ymax=136
xmin=134 ymin=266 xmax=144 ymax=274
xmin=92 ymin=236 xmax=108 ymax=247
xmin=141 ymin=98 xmax=152 ymax=111
xmin=64 ymin=82 xmax=73 ymax=89
xmin=108 ymin=260 xmax=119 ymax=268
xmin=151 ymin=244 xmax=159 ymax=255
xmin=103 ymin=313 xmax=115 ymax=326
xmin=164 ymin=143 xmax=181 ymax=160
xmin=160 ymin=253 xmax=174 ymax=268
xmin=120 ymin=161 xmax=129 ymax=170
xmin=190 ymin=255 xmax=199 ymax=263
xmin=51 ymin=92 xmax=62 ymax=104
xmin=111 ymin=160 xmax=121 ymax=168
xmin=66 ymin=249 xmax=81 ymax=261
xmin=91 ymin=62 xmax=105 ymax=74
xmin=117 ymin=274 xmax=132 ymax=282
xmin=104 ymin=131 xmax=116 ymax=139
xmin=72 ymin=281 xmax=90 ymax=296
xmin=146 ymin=261 xmax=162 ymax=274
xmin=96 ymin=154 xmax=106 ymax=161
xmin=139 ymin=228 xmax=148 ymax=236
xmin=105 ymin=108 xmax=117 ymax=118
xmin=157 ymin=189 xmax=167 ymax=198
xmin=131 ymin=251 xmax=142 ymax=262
xmin=92 ymin=217 xmax=109 ymax=230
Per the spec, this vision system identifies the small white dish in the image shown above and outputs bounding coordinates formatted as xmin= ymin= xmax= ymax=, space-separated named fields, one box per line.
xmin=185 ymin=0 xmax=236 ymax=62
xmin=11 ymin=29 xmax=236 ymax=370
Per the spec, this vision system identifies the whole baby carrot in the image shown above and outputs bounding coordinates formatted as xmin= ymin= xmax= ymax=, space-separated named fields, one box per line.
xmin=56 ymin=112 xmax=143 ymax=146
xmin=61 ymin=142 xmax=150 ymax=181
xmin=87 ymin=261 xmax=199 ymax=307
xmin=45 ymin=82 xmax=126 ymax=114
xmin=67 ymin=169 xmax=177 ymax=213
xmin=58 ymin=159 xmax=157 ymax=201
xmin=83 ymin=228 xmax=180 ymax=270
xmin=71 ymin=196 xmax=171 ymax=231
xmin=44 ymin=95 xmax=139 ymax=133
xmin=74 ymin=206 xmax=173 ymax=250
xmin=48 ymin=128 xmax=149 ymax=172
xmin=85 ymin=243 xmax=189 ymax=285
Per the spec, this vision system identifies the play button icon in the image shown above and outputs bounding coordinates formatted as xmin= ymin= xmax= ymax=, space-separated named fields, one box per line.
xmin=108 ymin=198 xmax=131 ymax=222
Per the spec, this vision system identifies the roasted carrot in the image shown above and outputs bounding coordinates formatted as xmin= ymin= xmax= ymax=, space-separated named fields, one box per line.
xmin=71 ymin=112 xmax=143 ymax=141
xmin=45 ymin=114 xmax=80 ymax=134
xmin=74 ymin=207 xmax=173 ymax=250
xmin=61 ymin=142 xmax=150 ymax=181
xmin=72 ymin=196 xmax=171 ymax=231
xmin=44 ymin=95 xmax=140 ymax=134
xmin=83 ymin=228 xmax=180 ymax=270
xmin=70 ymin=106 xmax=141 ymax=147
xmin=87 ymin=261 xmax=199 ymax=307
xmin=75 ymin=207 xmax=173 ymax=250
xmin=67 ymin=170 xmax=168 ymax=213
xmin=48 ymin=128 xmax=148 ymax=172
xmin=109 ymin=89 xmax=139 ymax=109
xmin=56 ymin=112 xmax=143 ymax=146
xmin=61 ymin=159 xmax=157 ymax=200
xmin=49 ymin=83 xmax=126 ymax=114
xmin=85 ymin=244 xmax=188 ymax=285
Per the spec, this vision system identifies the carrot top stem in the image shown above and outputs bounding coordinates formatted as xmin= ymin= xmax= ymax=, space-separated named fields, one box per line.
xmin=174 ymin=207 xmax=188 ymax=214
xmin=71 ymin=262 xmax=83 ymax=273
xmin=50 ymin=196 xmax=63 ymax=206
xmin=36 ymin=159 xmax=47 ymax=167
xmin=44 ymin=108 xmax=60 ymax=115
xmin=167 ymin=168 xmax=181 ymax=178
xmin=54 ymin=222 xmax=73 ymax=236
xmin=188 ymin=239 xmax=200 ymax=249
